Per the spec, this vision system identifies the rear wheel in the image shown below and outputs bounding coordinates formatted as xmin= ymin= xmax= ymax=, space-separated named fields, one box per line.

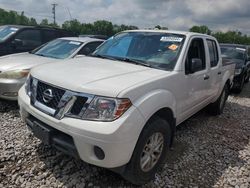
xmin=235 ymin=75 xmax=245 ymax=93
xmin=207 ymin=84 xmax=229 ymax=115
xmin=121 ymin=117 xmax=171 ymax=185
xmin=245 ymin=73 xmax=249 ymax=83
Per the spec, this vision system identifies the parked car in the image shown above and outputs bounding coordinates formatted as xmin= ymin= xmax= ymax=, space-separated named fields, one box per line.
xmin=220 ymin=43 xmax=250 ymax=92
xmin=0 ymin=37 xmax=104 ymax=100
xmin=19 ymin=30 xmax=235 ymax=185
xmin=0 ymin=25 xmax=75 ymax=56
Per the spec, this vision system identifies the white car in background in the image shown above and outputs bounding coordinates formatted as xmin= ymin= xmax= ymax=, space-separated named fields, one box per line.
xmin=0 ymin=37 xmax=104 ymax=100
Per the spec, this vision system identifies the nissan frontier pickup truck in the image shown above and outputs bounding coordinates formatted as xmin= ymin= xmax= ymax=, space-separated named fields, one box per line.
xmin=18 ymin=30 xmax=235 ymax=185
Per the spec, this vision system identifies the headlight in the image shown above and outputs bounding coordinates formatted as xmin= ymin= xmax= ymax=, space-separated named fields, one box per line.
xmin=0 ymin=69 xmax=30 ymax=79
xmin=82 ymin=96 xmax=132 ymax=121
xmin=235 ymin=68 xmax=242 ymax=75
xmin=24 ymin=74 xmax=31 ymax=96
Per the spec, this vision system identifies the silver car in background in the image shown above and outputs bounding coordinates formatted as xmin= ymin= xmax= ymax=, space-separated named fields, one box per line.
xmin=0 ymin=37 xmax=104 ymax=100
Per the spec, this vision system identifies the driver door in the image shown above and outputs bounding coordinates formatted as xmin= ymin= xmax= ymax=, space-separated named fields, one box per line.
xmin=180 ymin=37 xmax=211 ymax=120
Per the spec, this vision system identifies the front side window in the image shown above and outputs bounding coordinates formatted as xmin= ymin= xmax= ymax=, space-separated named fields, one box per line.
xmin=78 ymin=41 xmax=103 ymax=55
xmin=0 ymin=26 xmax=19 ymax=41
xmin=207 ymin=39 xmax=219 ymax=67
xmin=185 ymin=38 xmax=206 ymax=73
xmin=15 ymin=29 xmax=42 ymax=47
xmin=32 ymin=39 xmax=82 ymax=59
xmin=93 ymin=32 xmax=186 ymax=71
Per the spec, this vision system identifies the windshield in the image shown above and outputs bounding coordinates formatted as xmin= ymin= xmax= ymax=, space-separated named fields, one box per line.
xmin=93 ymin=32 xmax=186 ymax=70
xmin=33 ymin=39 xmax=82 ymax=59
xmin=0 ymin=26 xmax=19 ymax=41
xmin=220 ymin=46 xmax=246 ymax=61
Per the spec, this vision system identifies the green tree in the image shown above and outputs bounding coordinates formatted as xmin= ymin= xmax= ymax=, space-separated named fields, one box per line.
xmin=189 ymin=25 xmax=211 ymax=35
xmin=40 ymin=19 xmax=49 ymax=26
xmin=29 ymin=17 xmax=37 ymax=25
xmin=93 ymin=20 xmax=113 ymax=36
xmin=62 ymin=19 xmax=82 ymax=34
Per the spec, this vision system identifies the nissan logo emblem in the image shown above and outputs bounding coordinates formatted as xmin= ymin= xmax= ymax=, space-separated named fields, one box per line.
xmin=42 ymin=89 xmax=54 ymax=103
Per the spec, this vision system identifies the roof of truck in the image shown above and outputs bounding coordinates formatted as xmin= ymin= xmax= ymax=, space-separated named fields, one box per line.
xmin=123 ymin=29 xmax=212 ymax=37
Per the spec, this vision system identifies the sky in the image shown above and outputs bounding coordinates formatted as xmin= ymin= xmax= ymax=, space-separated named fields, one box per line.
xmin=0 ymin=0 xmax=250 ymax=34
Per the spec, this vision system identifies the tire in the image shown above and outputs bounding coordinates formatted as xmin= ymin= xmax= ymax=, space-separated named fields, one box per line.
xmin=235 ymin=75 xmax=245 ymax=93
xmin=207 ymin=84 xmax=229 ymax=115
xmin=245 ymin=73 xmax=249 ymax=83
xmin=121 ymin=116 xmax=171 ymax=185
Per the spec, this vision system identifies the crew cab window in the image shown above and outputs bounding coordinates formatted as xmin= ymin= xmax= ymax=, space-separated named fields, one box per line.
xmin=78 ymin=42 xmax=103 ymax=55
xmin=186 ymin=38 xmax=206 ymax=73
xmin=207 ymin=39 xmax=219 ymax=67
xmin=15 ymin=29 xmax=42 ymax=47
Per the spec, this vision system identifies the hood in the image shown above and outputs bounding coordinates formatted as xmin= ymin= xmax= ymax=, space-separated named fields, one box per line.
xmin=0 ymin=52 xmax=57 ymax=72
xmin=31 ymin=57 xmax=166 ymax=97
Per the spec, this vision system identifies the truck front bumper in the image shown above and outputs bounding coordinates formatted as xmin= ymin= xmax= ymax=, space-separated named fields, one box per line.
xmin=18 ymin=87 xmax=146 ymax=168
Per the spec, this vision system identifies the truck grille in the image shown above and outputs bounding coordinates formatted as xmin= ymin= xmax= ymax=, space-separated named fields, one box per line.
xmin=30 ymin=78 xmax=93 ymax=119
xmin=36 ymin=81 xmax=65 ymax=109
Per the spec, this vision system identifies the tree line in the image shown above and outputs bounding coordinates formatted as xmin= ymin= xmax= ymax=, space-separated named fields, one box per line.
xmin=190 ymin=25 xmax=250 ymax=45
xmin=0 ymin=8 xmax=250 ymax=44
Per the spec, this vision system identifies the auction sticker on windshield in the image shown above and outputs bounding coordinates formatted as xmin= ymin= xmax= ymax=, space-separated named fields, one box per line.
xmin=160 ymin=36 xmax=183 ymax=42
xmin=69 ymin=41 xmax=81 ymax=45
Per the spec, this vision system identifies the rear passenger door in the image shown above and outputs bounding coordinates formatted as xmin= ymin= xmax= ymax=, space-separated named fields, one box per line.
xmin=206 ymin=39 xmax=221 ymax=97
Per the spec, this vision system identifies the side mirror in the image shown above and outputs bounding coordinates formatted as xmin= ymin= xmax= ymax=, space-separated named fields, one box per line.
xmin=189 ymin=58 xmax=203 ymax=73
xmin=75 ymin=54 xmax=85 ymax=58
xmin=11 ymin=39 xmax=23 ymax=47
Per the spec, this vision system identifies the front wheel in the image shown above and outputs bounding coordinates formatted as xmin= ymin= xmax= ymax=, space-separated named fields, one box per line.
xmin=207 ymin=84 xmax=229 ymax=115
xmin=121 ymin=117 xmax=171 ymax=185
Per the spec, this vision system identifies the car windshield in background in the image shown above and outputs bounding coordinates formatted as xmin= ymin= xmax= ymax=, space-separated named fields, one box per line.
xmin=93 ymin=32 xmax=186 ymax=70
xmin=33 ymin=39 xmax=82 ymax=59
xmin=0 ymin=26 xmax=19 ymax=41
xmin=221 ymin=46 xmax=246 ymax=61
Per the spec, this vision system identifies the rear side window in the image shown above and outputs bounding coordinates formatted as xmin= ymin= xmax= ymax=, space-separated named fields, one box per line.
xmin=78 ymin=41 xmax=103 ymax=55
xmin=15 ymin=29 xmax=42 ymax=47
xmin=43 ymin=30 xmax=57 ymax=42
xmin=207 ymin=39 xmax=219 ymax=67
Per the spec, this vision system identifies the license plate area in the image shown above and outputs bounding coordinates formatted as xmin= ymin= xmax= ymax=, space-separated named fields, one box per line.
xmin=26 ymin=118 xmax=54 ymax=145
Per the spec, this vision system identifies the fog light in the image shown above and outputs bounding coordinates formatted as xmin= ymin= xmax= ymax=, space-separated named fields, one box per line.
xmin=3 ymin=92 xmax=18 ymax=97
xmin=94 ymin=146 xmax=105 ymax=160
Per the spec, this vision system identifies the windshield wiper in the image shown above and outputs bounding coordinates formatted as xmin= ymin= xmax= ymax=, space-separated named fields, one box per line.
xmin=35 ymin=53 xmax=46 ymax=57
xmin=90 ymin=54 xmax=117 ymax=61
xmin=119 ymin=58 xmax=152 ymax=68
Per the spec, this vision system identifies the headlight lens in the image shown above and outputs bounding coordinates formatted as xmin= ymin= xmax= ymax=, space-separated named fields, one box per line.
xmin=0 ymin=69 xmax=30 ymax=79
xmin=235 ymin=68 xmax=242 ymax=75
xmin=82 ymin=96 xmax=132 ymax=121
xmin=24 ymin=74 xmax=31 ymax=96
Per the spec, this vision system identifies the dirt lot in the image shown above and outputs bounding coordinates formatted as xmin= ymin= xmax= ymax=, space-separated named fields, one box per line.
xmin=0 ymin=83 xmax=249 ymax=188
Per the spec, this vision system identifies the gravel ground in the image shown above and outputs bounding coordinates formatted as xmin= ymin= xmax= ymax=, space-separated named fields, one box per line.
xmin=0 ymin=83 xmax=250 ymax=188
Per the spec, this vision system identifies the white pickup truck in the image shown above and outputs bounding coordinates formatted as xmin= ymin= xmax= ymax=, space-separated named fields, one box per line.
xmin=18 ymin=30 xmax=235 ymax=185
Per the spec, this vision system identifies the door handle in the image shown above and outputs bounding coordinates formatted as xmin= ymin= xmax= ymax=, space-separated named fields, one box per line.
xmin=204 ymin=75 xmax=210 ymax=80
xmin=218 ymin=71 xmax=222 ymax=75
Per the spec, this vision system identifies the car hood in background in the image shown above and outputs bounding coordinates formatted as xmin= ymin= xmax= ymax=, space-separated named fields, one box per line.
xmin=0 ymin=52 xmax=58 ymax=72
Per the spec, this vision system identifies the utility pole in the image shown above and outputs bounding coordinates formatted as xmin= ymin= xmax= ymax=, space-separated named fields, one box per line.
xmin=52 ymin=3 xmax=58 ymax=25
